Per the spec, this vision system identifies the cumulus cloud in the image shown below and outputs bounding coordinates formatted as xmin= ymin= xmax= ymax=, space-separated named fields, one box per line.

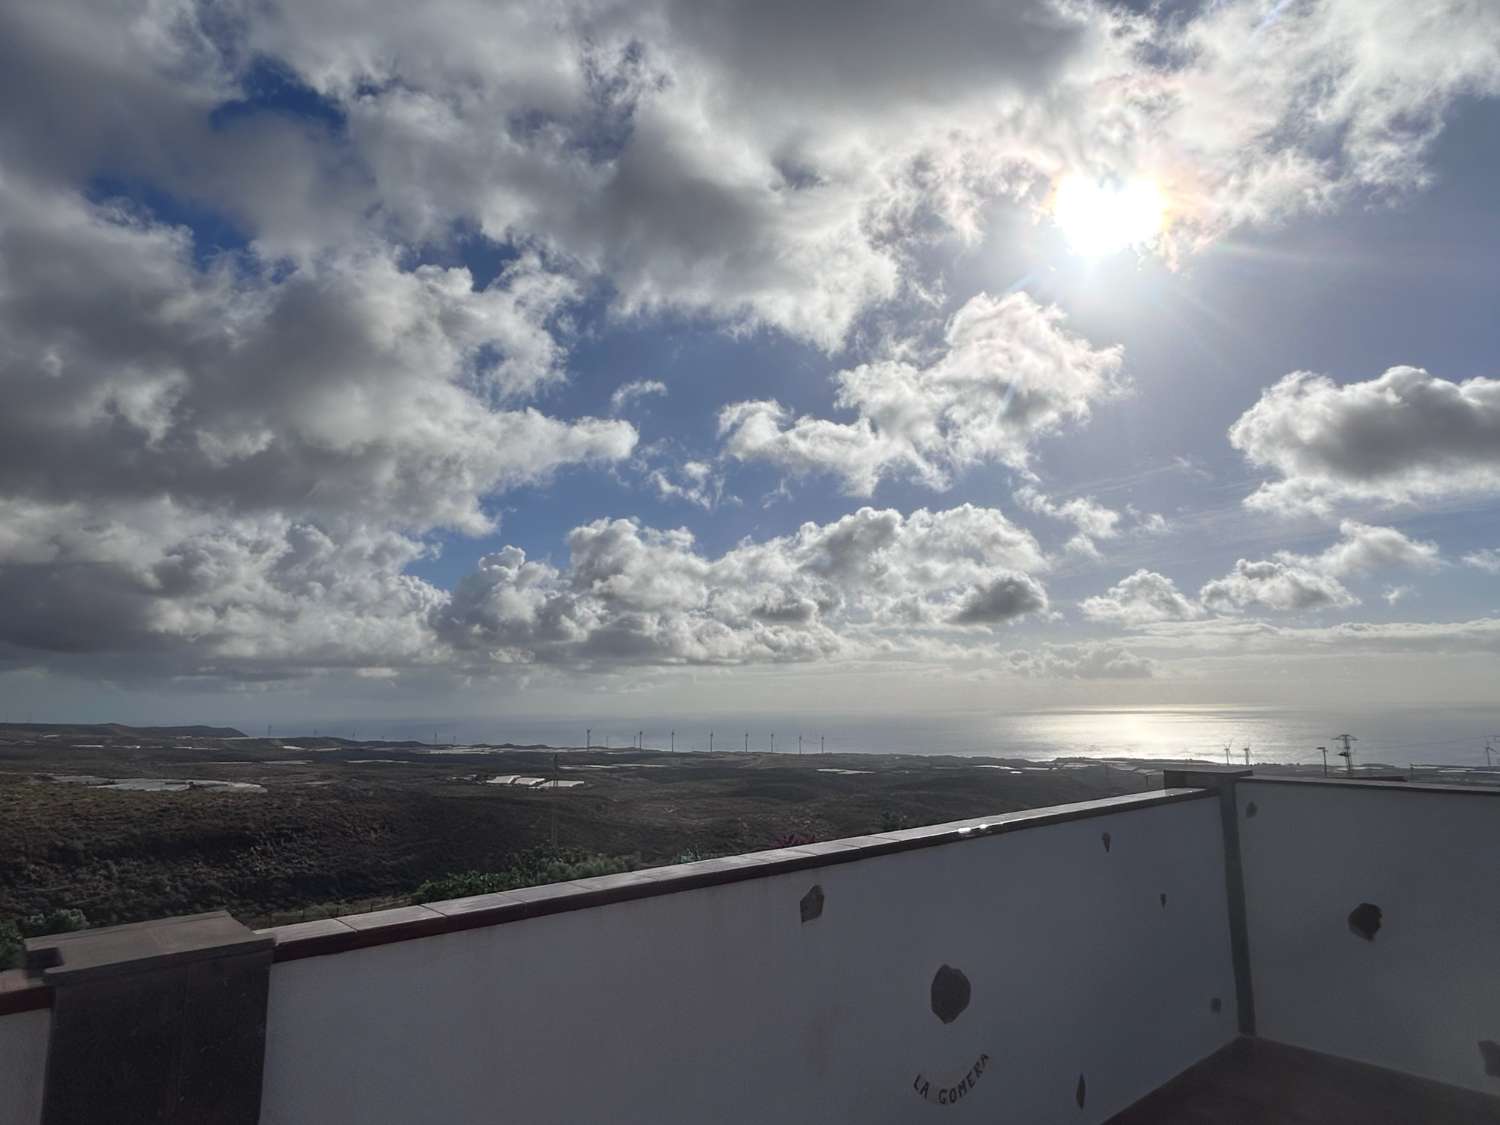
xmin=1311 ymin=521 xmax=1442 ymax=576
xmin=1004 ymin=642 xmax=1155 ymax=680
xmin=1199 ymin=559 xmax=1359 ymax=614
xmin=0 ymin=499 xmax=445 ymax=674
xmin=950 ymin=574 xmax=1049 ymax=626
xmin=1197 ymin=521 xmax=1440 ymax=614
xmin=0 ymin=153 xmax=633 ymax=682
xmin=0 ymin=177 xmax=635 ymax=536
xmin=1 ymin=500 xmax=1050 ymax=677
xmin=435 ymin=504 xmax=1049 ymax=666
xmin=1230 ymin=367 xmax=1500 ymax=515
xmin=610 ymin=379 xmax=668 ymax=414
xmin=1082 ymin=570 xmax=1202 ymax=626
xmin=1082 ymin=523 xmax=1441 ymax=623
xmin=720 ymin=292 xmax=1124 ymax=494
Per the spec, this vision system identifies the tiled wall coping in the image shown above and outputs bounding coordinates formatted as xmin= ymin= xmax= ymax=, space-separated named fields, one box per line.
xmin=261 ymin=787 xmax=1214 ymax=963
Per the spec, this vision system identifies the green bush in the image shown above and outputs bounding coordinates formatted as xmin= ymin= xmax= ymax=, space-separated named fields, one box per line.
xmin=21 ymin=908 xmax=89 ymax=937
xmin=0 ymin=920 xmax=20 ymax=970
xmin=0 ymin=908 xmax=89 ymax=969
xmin=412 ymin=847 xmax=636 ymax=903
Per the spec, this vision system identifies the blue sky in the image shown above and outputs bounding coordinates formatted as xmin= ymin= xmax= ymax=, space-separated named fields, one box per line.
xmin=1 ymin=0 xmax=1498 ymax=724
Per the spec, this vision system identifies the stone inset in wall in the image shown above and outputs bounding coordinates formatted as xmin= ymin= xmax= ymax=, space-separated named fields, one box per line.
xmin=1101 ymin=832 xmax=1112 ymax=853
xmin=930 ymin=965 xmax=971 ymax=1024
xmin=1347 ymin=902 xmax=1382 ymax=942
xmin=1076 ymin=1072 xmax=1087 ymax=1108
xmin=799 ymin=884 xmax=824 ymax=924
xmin=1480 ymin=1040 xmax=1500 ymax=1079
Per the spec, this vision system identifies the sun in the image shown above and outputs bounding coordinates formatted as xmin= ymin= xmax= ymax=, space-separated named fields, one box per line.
xmin=1051 ymin=175 xmax=1165 ymax=257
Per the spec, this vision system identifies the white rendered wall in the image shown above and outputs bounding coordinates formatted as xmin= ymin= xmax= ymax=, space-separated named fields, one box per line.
xmin=1239 ymin=780 xmax=1500 ymax=1094
xmin=260 ymin=797 xmax=1235 ymax=1125
xmin=0 ymin=1008 xmax=48 ymax=1125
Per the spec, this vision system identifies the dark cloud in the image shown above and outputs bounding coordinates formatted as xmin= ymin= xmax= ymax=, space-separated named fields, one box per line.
xmin=951 ymin=574 xmax=1049 ymax=626
xmin=1231 ymin=367 xmax=1500 ymax=514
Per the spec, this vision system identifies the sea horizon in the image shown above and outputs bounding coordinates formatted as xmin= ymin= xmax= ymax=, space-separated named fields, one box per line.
xmin=222 ymin=702 xmax=1500 ymax=770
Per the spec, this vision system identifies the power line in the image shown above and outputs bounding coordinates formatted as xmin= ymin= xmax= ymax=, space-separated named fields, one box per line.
xmin=1332 ymin=733 xmax=1357 ymax=775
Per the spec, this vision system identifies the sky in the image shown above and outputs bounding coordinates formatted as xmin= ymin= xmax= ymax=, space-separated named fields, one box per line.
xmin=1 ymin=0 xmax=1499 ymax=727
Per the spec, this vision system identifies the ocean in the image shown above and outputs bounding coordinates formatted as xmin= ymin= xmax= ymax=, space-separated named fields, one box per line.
xmin=274 ymin=704 xmax=1500 ymax=770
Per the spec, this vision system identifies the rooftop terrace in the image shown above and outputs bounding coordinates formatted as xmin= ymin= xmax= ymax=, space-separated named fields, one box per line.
xmin=2 ymin=768 xmax=1498 ymax=1123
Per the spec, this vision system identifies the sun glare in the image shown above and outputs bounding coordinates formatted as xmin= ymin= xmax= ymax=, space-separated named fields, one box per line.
xmin=1052 ymin=175 xmax=1165 ymax=257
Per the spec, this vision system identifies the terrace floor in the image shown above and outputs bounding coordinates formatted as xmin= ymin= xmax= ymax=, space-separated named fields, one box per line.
xmin=1106 ymin=1037 xmax=1500 ymax=1124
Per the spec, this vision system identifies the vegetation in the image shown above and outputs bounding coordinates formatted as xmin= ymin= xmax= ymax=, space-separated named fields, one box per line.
xmin=0 ymin=908 xmax=88 ymax=970
xmin=771 ymin=831 xmax=818 ymax=848
xmin=411 ymin=848 xmax=637 ymax=903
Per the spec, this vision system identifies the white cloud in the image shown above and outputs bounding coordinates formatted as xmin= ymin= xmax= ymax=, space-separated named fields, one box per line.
xmin=1115 ymin=0 xmax=1500 ymax=254
xmin=1127 ymin=506 xmax=1170 ymax=536
xmin=0 ymin=500 xmax=1050 ymax=678
xmin=720 ymin=292 xmax=1124 ymax=494
xmin=435 ymin=504 xmax=1049 ymax=667
xmin=1230 ymin=367 xmax=1500 ymax=515
xmin=1017 ymin=486 xmax=1122 ymax=558
xmin=1310 ymin=521 xmax=1442 ymax=577
xmin=1202 ymin=521 xmax=1441 ymax=613
xmin=1086 ymin=522 xmax=1440 ymax=621
xmin=610 ymin=379 xmax=668 ymax=414
xmin=1461 ymin=548 xmax=1500 ymax=575
xmin=0 ymin=498 xmax=445 ymax=675
xmin=647 ymin=460 xmax=730 ymax=511
xmin=1082 ymin=570 xmax=1202 ymax=626
xmin=0 ymin=178 xmax=636 ymax=537
xmin=1201 ymin=559 xmax=1360 ymax=614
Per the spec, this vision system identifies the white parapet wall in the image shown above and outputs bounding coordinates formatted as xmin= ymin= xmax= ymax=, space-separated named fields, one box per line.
xmin=1238 ymin=778 xmax=1500 ymax=1094
xmin=0 ymin=1007 xmax=48 ymax=1125
xmin=259 ymin=791 xmax=1236 ymax=1124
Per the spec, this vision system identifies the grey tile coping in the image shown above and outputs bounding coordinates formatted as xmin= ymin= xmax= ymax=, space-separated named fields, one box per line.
xmin=1241 ymin=776 xmax=1500 ymax=797
xmin=258 ymin=918 xmax=356 ymax=942
xmin=337 ymin=905 xmax=447 ymax=932
xmin=262 ymin=787 xmax=1215 ymax=963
